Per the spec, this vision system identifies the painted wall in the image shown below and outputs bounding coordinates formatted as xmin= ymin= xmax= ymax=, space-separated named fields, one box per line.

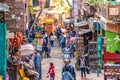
xmin=106 ymin=31 xmax=120 ymax=52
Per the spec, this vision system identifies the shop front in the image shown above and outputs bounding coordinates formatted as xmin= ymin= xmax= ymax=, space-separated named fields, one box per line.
xmin=104 ymin=52 xmax=120 ymax=80
xmin=106 ymin=22 xmax=120 ymax=52
xmin=103 ymin=21 xmax=120 ymax=80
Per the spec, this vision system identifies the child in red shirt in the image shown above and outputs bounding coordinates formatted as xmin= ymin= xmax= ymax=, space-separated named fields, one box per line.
xmin=47 ymin=62 xmax=55 ymax=80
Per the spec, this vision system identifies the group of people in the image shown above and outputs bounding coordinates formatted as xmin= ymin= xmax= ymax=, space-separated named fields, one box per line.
xmin=54 ymin=27 xmax=77 ymax=59
xmin=22 ymin=49 xmax=42 ymax=80
xmin=41 ymin=31 xmax=54 ymax=58
xmin=45 ymin=53 xmax=88 ymax=80
xmin=53 ymin=26 xmax=90 ymax=80
xmin=23 ymin=24 xmax=100 ymax=80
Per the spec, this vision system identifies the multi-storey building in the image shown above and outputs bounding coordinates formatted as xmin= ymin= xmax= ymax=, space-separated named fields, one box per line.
xmin=0 ymin=0 xmax=30 ymax=33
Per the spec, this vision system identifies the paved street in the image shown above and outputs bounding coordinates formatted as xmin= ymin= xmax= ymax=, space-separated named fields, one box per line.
xmin=42 ymin=41 xmax=104 ymax=80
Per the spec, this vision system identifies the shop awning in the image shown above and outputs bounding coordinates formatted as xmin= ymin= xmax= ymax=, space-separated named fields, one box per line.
xmin=0 ymin=3 xmax=9 ymax=12
xmin=74 ymin=21 xmax=88 ymax=27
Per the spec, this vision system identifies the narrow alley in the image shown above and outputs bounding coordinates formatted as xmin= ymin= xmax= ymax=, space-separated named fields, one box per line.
xmin=42 ymin=40 xmax=104 ymax=80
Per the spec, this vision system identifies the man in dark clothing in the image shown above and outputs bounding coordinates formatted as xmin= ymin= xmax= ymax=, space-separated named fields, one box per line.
xmin=34 ymin=49 xmax=42 ymax=80
xmin=55 ymin=27 xmax=62 ymax=42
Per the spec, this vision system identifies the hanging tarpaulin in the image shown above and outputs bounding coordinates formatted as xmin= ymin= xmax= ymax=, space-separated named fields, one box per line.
xmin=30 ymin=0 xmax=34 ymax=14
xmin=0 ymin=22 xmax=7 ymax=79
xmin=97 ymin=35 xmax=103 ymax=67
xmin=97 ymin=35 xmax=103 ymax=51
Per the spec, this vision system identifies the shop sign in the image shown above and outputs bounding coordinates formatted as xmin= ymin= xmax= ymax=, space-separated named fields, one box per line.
xmin=109 ymin=7 xmax=119 ymax=15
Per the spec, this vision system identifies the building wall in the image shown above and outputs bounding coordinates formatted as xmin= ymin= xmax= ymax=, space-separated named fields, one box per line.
xmin=3 ymin=0 xmax=29 ymax=32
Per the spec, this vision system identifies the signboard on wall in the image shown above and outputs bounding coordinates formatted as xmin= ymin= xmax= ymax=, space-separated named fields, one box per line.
xmin=108 ymin=4 xmax=120 ymax=21
xmin=109 ymin=7 xmax=119 ymax=15
xmin=106 ymin=23 xmax=120 ymax=33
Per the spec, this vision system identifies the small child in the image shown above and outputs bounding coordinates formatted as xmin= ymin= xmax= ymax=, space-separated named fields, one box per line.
xmin=79 ymin=54 xmax=87 ymax=79
xmin=47 ymin=62 xmax=55 ymax=80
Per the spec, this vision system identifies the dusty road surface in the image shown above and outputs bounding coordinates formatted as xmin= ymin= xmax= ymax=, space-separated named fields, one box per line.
xmin=42 ymin=41 xmax=104 ymax=80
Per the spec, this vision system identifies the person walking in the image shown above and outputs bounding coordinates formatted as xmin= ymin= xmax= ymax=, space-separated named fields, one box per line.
xmin=62 ymin=67 xmax=73 ymax=80
xmin=62 ymin=58 xmax=76 ymax=80
xmin=70 ymin=41 xmax=75 ymax=57
xmin=47 ymin=62 xmax=55 ymax=80
xmin=78 ymin=54 xmax=87 ymax=79
xmin=63 ymin=46 xmax=71 ymax=58
xmin=61 ymin=36 xmax=66 ymax=52
xmin=42 ymin=32 xmax=48 ymax=58
xmin=46 ymin=44 xmax=51 ymax=58
xmin=49 ymin=33 xmax=54 ymax=47
xmin=34 ymin=49 xmax=42 ymax=80
xmin=56 ymin=27 xmax=62 ymax=42
xmin=43 ymin=31 xmax=48 ymax=45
